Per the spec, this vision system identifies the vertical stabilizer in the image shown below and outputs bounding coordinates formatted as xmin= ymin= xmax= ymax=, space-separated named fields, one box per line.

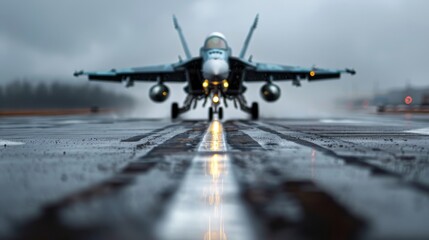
xmin=173 ymin=15 xmax=192 ymax=59
xmin=239 ymin=14 xmax=259 ymax=59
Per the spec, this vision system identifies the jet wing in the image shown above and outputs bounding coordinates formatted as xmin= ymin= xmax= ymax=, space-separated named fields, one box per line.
xmin=243 ymin=61 xmax=355 ymax=82
xmin=73 ymin=60 xmax=195 ymax=83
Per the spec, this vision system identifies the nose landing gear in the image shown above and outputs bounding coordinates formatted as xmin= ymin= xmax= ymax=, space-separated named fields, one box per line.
xmin=171 ymin=102 xmax=179 ymax=119
xmin=218 ymin=107 xmax=223 ymax=120
xmin=208 ymin=107 xmax=213 ymax=121
xmin=171 ymin=93 xmax=258 ymax=120
xmin=208 ymin=106 xmax=223 ymax=121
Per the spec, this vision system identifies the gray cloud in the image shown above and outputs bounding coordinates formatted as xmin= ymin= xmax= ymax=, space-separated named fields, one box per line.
xmin=1 ymin=0 xmax=428 ymax=117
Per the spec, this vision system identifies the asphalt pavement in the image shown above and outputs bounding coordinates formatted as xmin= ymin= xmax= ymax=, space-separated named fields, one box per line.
xmin=1 ymin=113 xmax=429 ymax=240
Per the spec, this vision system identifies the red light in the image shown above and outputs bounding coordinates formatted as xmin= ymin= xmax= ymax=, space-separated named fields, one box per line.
xmin=405 ymin=96 xmax=413 ymax=105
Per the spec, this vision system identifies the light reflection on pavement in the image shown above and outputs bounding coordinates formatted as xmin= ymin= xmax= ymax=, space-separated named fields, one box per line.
xmin=203 ymin=154 xmax=227 ymax=240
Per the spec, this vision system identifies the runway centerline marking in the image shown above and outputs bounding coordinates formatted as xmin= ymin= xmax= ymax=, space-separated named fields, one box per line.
xmin=319 ymin=119 xmax=370 ymax=124
xmin=157 ymin=120 xmax=254 ymax=240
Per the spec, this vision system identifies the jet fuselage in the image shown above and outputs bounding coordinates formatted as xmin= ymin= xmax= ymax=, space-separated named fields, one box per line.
xmin=199 ymin=32 xmax=233 ymax=111
xmin=201 ymin=32 xmax=231 ymax=83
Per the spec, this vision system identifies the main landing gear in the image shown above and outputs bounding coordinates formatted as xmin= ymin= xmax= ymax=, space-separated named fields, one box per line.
xmin=171 ymin=94 xmax=196 ymax=120
xmin=250 ymin=102 xmax=259 ymax=120
xmin=171 ymin=102 xmax=179 ymax=119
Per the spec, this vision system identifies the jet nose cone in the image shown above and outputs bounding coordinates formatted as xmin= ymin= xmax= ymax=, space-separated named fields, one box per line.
xmin=202 ymin=59 xmax=229 ymax=80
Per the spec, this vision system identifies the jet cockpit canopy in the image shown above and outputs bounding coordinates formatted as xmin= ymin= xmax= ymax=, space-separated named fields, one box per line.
xmin=203 ymin=32 xmax=228 ymax=49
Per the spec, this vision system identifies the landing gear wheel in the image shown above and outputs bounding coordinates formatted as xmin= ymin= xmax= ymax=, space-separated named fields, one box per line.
xmin=218 ymin=107 xmax=223 ymax=120
xmin=251 ymin=102 xmax=259 ymax=120
xmin=208 ymin=107 xmax=214 ymax=121
xmin=171 ymin=102 xmax=179 ymax=119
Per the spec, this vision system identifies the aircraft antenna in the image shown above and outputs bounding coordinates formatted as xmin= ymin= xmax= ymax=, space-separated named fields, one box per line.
xmin=173 ymin=15 xmax=192 ymax=59
xmin=239 ymin=14 xmax=259 ymax=59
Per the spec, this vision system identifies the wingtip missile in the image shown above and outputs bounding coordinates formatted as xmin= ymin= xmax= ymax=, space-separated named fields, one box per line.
xmin=346 ymin=68 xmax=356 ymax=75
xmin=73 ymin=70 xmax=84 ymax=77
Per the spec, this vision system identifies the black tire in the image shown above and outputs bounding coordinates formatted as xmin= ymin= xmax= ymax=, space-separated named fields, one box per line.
xmin=251 ymin=102 xmax=259 ymax=120
xmin=208 ymin=107 xmax=214 ymax=121
xmin=218 ymin=107 xmax=223 ymax=120
xmin=171 ymin=102 xmax=179 ymax=119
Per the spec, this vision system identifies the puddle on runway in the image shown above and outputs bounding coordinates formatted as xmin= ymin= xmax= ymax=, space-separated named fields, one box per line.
xmin=157 ymin=121 xmax=255 ymax=240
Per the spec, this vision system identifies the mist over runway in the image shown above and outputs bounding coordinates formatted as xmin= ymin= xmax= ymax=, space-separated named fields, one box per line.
xmin=1 ymin=113 xmax=429 ymax=239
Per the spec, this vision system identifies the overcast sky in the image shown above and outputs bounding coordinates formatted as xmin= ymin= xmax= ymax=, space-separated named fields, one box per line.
xmin=1 ymin=0 xmax=428 ymax=117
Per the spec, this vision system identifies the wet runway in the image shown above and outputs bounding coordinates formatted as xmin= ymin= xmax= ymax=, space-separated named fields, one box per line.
xmin=1 ymin=114 xmax=429 ymax=240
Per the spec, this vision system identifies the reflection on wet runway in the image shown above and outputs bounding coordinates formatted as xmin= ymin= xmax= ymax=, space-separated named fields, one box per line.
xmin=157 ymin=121 xmax=254 ymax=240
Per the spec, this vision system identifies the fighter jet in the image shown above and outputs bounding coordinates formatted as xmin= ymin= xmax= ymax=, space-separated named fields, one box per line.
xmin=74 ymin=15 xmax=355 ymax=120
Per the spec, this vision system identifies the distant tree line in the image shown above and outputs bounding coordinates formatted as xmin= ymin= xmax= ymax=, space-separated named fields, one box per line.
xmin=0 ymin=81 xmax=136 ymax=109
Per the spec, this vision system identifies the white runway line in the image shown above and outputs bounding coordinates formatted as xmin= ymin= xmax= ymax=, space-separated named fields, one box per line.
xmin=404 ymin=127 xmax=429 ymax=135
xmin=0 ymin=140 xmax=25 ymax=146
xmin=157 ymin=121 xmax=255 ymax=240
xmin=56 ymin=120 xmax=91 ymax=125
xmin=319 ymin=119 xmax=368 ymax=124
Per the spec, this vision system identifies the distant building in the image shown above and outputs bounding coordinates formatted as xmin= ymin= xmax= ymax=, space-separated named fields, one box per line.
xmin=372 ymin=86 xmax=429 ymax=106
xmin=341 ymin=86 xmax=429 ymax=111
